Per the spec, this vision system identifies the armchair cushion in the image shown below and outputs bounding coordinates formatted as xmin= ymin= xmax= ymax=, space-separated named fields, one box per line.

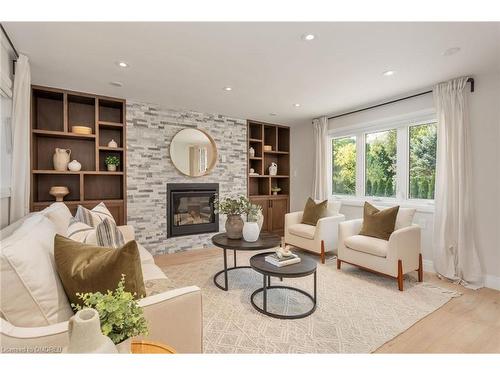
xmin=359 ymin=202 xmax=399 ymax=240
xmin=344 ymin=235 xmax=388 ymax=258
xmin=288 ymin=223 xmax=316 ymax=240
xmin=302 ymin=197 xmax=328 ymax=226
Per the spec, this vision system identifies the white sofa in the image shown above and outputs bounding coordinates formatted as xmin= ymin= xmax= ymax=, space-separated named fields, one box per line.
xmin=0 ymin=204 xmax=203 ymax=353
xmin=284 ymin=201 xmax=345 ymax=263
xmin=337 ymin=207 xmax=422 ymax=291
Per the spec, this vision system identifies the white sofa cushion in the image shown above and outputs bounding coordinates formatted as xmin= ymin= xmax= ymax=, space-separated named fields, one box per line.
xmin=40 ymin=203 xmax=73 ymax=235
xmin=315 ymin=199 xmax=341 ymax=216
xmin=67 ymin=218 xmax=97 ymax=244
xmin=395 ymin=208 xmax=416 ymax=230
xmin=288 ymin=223 xmax=316 ymax=240
xmin=344 ymin=235 xmax=388 ymax=258
xmin=0 ymin=214 xmax=73 ymax=327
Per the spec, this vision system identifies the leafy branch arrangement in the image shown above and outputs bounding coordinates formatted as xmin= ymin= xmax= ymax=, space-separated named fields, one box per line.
xmin=72 ymin=275 xmax=148 ymax=344
xmin=246 ymin=202 xmax=262 ymax=222
xmin=214 ymin=195 xmax=249 ymax=215
xmin=104 ymin=155 xmax=120 ymax=166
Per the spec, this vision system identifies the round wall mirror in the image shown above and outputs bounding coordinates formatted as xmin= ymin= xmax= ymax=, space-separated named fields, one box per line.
xmin=170 ymin=128 xmax=218 ymax=177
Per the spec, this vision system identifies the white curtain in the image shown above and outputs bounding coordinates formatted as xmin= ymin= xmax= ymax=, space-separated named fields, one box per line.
xmin=433 ymin=76 xmax=483 ymax=289
xmin=9 ymin=54 xmax=31 ymax=223
xmin=312 ymin=116 xmax=328 ymax=200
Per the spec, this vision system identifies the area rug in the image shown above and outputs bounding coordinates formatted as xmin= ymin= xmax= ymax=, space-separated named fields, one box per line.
xmin=158 ymin=250 xmax=460 ymax=353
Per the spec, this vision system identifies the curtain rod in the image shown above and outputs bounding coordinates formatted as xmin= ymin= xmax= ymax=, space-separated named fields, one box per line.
xmin=327 ymin=77 xmax=475 ymax=121
xmin=0 ymin=23 xmax=19 ymax=59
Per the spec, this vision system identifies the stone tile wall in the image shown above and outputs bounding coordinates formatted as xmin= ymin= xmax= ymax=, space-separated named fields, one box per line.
xmin=126 ymin=101 xmax=247 ymax=255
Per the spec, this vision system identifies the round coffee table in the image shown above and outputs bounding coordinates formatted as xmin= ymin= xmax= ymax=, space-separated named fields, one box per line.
xmin=211 ymin=233 xmax=281 ymax=291
xmin=249 ymin=252 xmax=317 ymax=319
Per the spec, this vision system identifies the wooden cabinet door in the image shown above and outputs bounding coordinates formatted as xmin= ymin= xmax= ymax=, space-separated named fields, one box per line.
xmin=250 ymin=197 xmax=270 ymax=233
xmin=269 ymin=197 xmax=288 ymax=235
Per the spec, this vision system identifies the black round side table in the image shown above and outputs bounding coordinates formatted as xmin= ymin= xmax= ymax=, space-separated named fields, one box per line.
xmin=211 ymin=233 xmax=281 ymax=291
xmin=249 ymin=252 xmax=317 ymax=319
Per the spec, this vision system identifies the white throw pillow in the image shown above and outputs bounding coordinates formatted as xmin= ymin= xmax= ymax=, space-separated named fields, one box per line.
xmin=40 ymin=202 xmax=73 ymax=235
xmin=394 ymin=208 xmax=416 ymax=230
xmin=314 ymin=199 xmax=341 ymax=216
xmin=66 ymin=217 xmax=97 ymax=244
xmin=0 ymin=214 xmax=74 ymax=327
xmin=75 ymin=202 xmax=115 ymax=227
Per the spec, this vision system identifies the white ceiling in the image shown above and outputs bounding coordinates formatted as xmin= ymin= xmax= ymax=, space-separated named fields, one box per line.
xmin=4 ymin=22 xmax=500 ymax=126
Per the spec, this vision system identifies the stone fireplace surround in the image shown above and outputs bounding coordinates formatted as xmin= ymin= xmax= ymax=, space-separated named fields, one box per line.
xmin=126 ymin=101 xmax=247 ymax=255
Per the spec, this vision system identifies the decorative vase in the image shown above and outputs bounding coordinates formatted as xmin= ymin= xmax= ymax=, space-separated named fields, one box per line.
xmin=68 ymin=160 xmax=82 ymax=172
xmin=115 ymin=337 xmax=132 ymax=354
xmin=249 ymin=147 xmax=255 ymax=158
xmin=225 ymin=214 xmax=244 ymax=239
xmin=65 ymin=308 xmax=117 ymax=353
xmin=107 ymin=139 xmax=118 ymax=148
xmin=269 ymin=162 xmax=278 ymax=176
xmin=49 ymin=186 xmax=69 ymax=202
xmin=107 ymin=164 xmax=117 ymax=171
xmin=243 ymin=221 xmax=260 ymax=242
xmin=53 ymin=148 xmax=71 ymax=171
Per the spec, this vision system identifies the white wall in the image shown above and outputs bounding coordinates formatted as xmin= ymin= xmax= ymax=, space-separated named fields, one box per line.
xmin=290 ymin=122 xmax=314 ymax=211
xmin=291 ymin=72 xmax=500 ymax=288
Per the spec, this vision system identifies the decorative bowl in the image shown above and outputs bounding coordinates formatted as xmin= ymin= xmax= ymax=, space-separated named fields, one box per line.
xmin=263 ymin=145 xmax=273 ymax=151
xmin=72 ymin=126 xmax=92 ymax=135
xmin=49 ymin=186 xmax=69 ymax=202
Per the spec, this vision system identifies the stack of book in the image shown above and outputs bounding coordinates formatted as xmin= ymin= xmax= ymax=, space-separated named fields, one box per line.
xmin=264 ymin=253 xmax=301 ymax=267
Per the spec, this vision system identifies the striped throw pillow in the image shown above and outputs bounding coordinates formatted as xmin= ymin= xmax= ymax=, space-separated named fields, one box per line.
xmin=96 ymin=218 xmax=125 ymax=248
xmin=66 ymin=218 xmax=97 ymax=244
xmin=75 ymin=202 xmax=116 ymax=227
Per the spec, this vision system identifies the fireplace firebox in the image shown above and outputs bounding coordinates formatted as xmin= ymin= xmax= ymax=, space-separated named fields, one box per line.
xmin=167 ymin=183 xmax=219 ymax=238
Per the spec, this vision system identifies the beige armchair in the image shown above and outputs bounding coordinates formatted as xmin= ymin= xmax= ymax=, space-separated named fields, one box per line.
xmin=284 ymin=201 xmax=345 ymax=263
xmin=337 ymin=208 xmax=422 ymax=291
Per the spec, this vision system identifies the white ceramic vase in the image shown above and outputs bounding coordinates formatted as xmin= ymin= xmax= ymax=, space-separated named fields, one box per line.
xmin=107 ymin=164 xmax=117 ymax=171
xmin=65 ymin=308 xmax=117 ymax=353
xmin=269 ymin=162 xmax=278 ymax=176
xmin=243 ymin=221 xmax=260 ymax=242
xmin=68 ymin=160 xmax=82 ymax=172
xmin=249 ymin=147 xmax=255 ymax=158
xmin=53 ymin=148 xmax=71 ymax=171
xmin=108 ymin=139 xmax=118 ymax=148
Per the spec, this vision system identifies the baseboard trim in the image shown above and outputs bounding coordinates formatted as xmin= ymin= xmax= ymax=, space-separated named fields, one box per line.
xmin=422 ymin=258 xmax=500 ymax=291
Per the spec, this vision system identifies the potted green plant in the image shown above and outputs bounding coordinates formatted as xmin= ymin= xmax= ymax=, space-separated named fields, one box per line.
xmin=72 ymin=275 xmax=148 ymax=353
xmin=214 ymin=195 xmax=249 ymax=239
xmin=104 ymin=155 xmax=120 ymax=172
xmin=243 ymin=202 xmax=262 ymax=242
xmin=271 ymin=186 xmax=282 ymax=195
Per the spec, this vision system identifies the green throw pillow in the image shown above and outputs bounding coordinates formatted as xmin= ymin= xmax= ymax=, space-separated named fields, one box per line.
xmin=54 ymin=234 xmax=146 ymax=306
xmin=301 ymin=197 xmax=328 ymax=226
xmin=359 ymin=202 xmax=399 ymax=240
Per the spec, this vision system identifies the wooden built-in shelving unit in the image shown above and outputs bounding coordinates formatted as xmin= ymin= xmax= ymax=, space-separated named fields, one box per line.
xmin=30 ymin=85 xmax=127 ymax=224
xmin=247 ymin=120 xmax=290 ymax=235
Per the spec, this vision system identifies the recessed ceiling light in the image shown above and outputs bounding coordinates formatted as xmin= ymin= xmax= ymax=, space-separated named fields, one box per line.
xmin=116 ymin=61 xmax=129 ymax=68
xmin=443 ymin=47 xmax=461 ymax=56
xmin=301 ymin=33 xmax=315 ymax=41
xmin=110 ymin=81 xmax=123 ymax=87
xmin=293 ymin=103 xmax=301 ymax=108
xmin=269 ymin=113 xmax=277 ymax=116
xmin=223 ymin=86 xmax=232 ymax=91
xmin=382 ymin=70 xmax=395 ymax=77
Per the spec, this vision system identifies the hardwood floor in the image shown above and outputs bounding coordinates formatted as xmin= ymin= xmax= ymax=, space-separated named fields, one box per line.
xmin=154 ymin=248 xmax=500 ymax=354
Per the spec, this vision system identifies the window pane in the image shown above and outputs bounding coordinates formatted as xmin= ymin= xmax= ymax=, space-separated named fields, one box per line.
xmin=332 ymin=136 xmax=356 ymax=195
xmin=365 ymin=129 xmax=397 ymax=197
xmin=409 ymin=123 xmax=437 ymax=199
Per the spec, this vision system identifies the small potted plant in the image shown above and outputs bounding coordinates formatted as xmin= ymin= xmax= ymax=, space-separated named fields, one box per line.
xmin=243 ymin=202 xmax=262 ymax=242
xmin=104 ymin=155 xmax=120 ymax=171
xmin=72 ymin=275 xmax=148 ymax=353
xmin=214 ymin=195 xmax=249 ymax=239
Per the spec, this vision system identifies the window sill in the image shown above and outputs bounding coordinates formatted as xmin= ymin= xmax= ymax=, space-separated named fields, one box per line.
xmin=332 ymin=196 xmax=435 ymax=213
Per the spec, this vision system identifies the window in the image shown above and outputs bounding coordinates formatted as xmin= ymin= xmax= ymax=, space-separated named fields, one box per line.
xmin=409 ymin=123 xmax=437 ymax=200
xmin=332 ymin=136 xmax=356 ymax=195
xmin=329 ymin=118 xmax=437 ymax=204
xmin=365 ymin=129 xmax=397 ymax=197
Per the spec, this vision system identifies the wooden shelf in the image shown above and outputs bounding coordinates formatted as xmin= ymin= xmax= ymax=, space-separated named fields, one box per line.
xmin=248 ymin=138 xmax=262 ymax=142
xmin=99 ymin=146 xmax=124 ymax=151
xmin=99 ymin=121 xmax=123 ymax=128
xmin=264 ymin=150 xmax=289 ymax=155
xmin=30 ymin=85 xmax=127 ymax=225
xmin=32 ymin=129 xmax=96 ymax=139
xmin=249 ymin=157 xmax=262 ymax=160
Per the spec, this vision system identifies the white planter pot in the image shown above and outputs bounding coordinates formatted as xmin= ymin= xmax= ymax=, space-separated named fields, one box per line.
xmin=243 ymin=221 xmax=260 ymax=242
xmin=107 ymin=164 xmax=117 ymax=172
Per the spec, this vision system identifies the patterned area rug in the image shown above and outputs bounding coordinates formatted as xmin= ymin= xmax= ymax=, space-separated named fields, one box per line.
xmin=158 ymin=250 xmax=460 ymax=353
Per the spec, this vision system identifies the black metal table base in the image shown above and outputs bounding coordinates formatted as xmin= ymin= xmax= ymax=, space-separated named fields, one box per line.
xmin=213 ymin=248 xmax=252 ymax=291
xmin=250 ymin=271 xmax=317 ymax=319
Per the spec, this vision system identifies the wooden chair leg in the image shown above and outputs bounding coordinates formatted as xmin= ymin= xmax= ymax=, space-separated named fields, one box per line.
xmin=320 ymin=240 xmax=325 ymax=264
xmin=397 ymin=259 xmax=404 ymax=291
xmin=418 ymin=253 xmax=423 ymax=282
xmin=336 ymin=258 xmax=341 ymax=269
